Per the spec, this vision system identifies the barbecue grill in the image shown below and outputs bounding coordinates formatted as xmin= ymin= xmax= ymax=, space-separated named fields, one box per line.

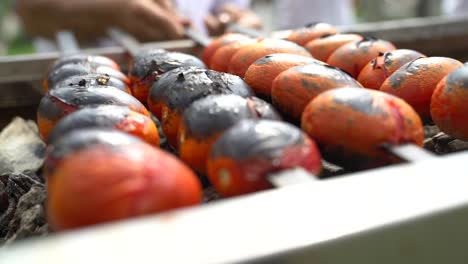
xmin=1 ymin=15 xmax=468 ymax=263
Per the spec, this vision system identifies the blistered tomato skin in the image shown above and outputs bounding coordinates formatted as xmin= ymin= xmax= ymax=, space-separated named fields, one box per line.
xmin=44 ymin=63 xmax=129 ymax=93
xmin=326 ymin=38 xmax=396 ymax=78
xmin=202 ymin=33 xmax=250 ymax=66
xmin=210 ymin=39 xmax=256 ymax=72
xmin=244 ymin=53 xmax=322 ymax=97
xmin=228 ymin=38 xmax=312 ymax=77
xmin=147 ymin=67 xmax=254 ymax=148
xmin=431 ymin=64 xmax=468 ymax=141
xmin=44 ymin=129 xmax=142 ymax=178
xmin=48 ymin=54 xmax=120 ymax=73
xmin=178 ymin=94 xmax=281 ymax=174
xmin=207 ymin=120 xmax=322 ymax=197
xmin=286 ymin=22 xmax=338 ymax=46
xmin=271 ymin=64 xmax=362 ymax=120
xmin=301 ymin=87 xmax=423 ymax=170
xmin=305 ymin=33 xmax=363 ymax=62
xmin=47 ymin=139 xmax=202 ymax=231
xmin=54 ymin=73 xmax=132 ymax=94
xmin=48 ymin=105 xmax=159 ymax=146
xmin=37 ymin=86 xmax=150 ymax=141
xmin=380 ymin=57 xmax=463 ymax=121
xmin=128 ymin=50 xmax=206 ymax=102
xmin=357 ymin=49 xmax=426 ymax=90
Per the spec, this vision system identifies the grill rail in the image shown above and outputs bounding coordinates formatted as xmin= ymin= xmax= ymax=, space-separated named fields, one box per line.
xmin=1 ymin=152 xmax=467 ymax=263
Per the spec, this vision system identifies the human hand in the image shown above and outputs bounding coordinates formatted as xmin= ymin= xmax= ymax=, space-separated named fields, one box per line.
xmin=204 ymin=3 xmax=262 ymax=36
xmin=16 ymin=0 xmax=188 ymax=42
xmin=115 ymin=0 xmax=189 ymax=41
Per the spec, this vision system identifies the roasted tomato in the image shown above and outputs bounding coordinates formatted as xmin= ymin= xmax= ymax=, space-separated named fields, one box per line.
xmin=301 ymin=87 xmax=424 ymax=170
xmin=46 ymin=54 xmax=120 ymax=76
xmin=207 ymin=119 xmax=321 ymax=197
xmin=54 ymin=73 xmax=132 ymax=94
xmin=305 ymin=33 xmax=363 ymax=62
xmin=147 ymin=67 xmax=253 ymax=148
xmin=178 ymin=94 xmax=281 ymax=174
xmin=128 ymin=49 xmax=206 ymax=102
xmin=44 ymin=129 xmax=142 ymax=177
xmin=244 ymin=53 xmax=321 ymax=97
xmin=210 ymin=38 xmax=256 ymax=72
xmin=357 ymin=49 xmax=425 ymax=90
xmin=202 ymin=33 xmax=250 ymax=66
xmin=380 ymin=57 xmax=462 ymax=121
xmin=47 ymin=130 xmax=202 ymax=231
xmin=37 ymin=86 xmax=150 ymax=141
xmin=48 ymin=105 xmax=159 ymax=146
xmin=44 ymin=62 xmax=129 ymax=92
xmin=326 ymin=38 xmax=396 ymax=78
xmin=228 ymin=38 xmax=312 ymax=77
xmin=286 ymin=22 xmax=338 ymax=46
xmin=431 ymin=64 xmax=468 ymax=140
xmin=271 ymin=64 xmax=362 ymax=120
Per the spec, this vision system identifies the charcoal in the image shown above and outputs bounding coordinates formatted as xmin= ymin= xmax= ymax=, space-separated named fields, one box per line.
xmin=4 ymin=185 xmax=47 ymax=245
xmin=424 ymin=125 xmax=440 ymax=139
xmin=0 ymin=181 xmax=8 ymax=214
xmin=203 ymin=187 xmax=220 ymax=203
xmin=321 ymin=160 xmax=346 ymax=178
xmin=0 ymin=172 xmax=47 ymax=245
xmin=0 ymin=118 xmax=46 ymax=175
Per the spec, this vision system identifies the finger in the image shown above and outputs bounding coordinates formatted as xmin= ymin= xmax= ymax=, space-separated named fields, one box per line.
xmin=130 ymin=1 xmax=184 ymax=40
xmin=124 ymin=20 xmax=166 ymax=42
xmin=145 ymin=4 xmax=185 ymax=39
xmin=204 ymin=15 xmax=224 ymax=36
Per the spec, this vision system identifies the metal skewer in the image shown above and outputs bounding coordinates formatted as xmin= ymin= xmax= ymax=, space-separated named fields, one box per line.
xmin=107 ymin=28 xmax=141 ymax=57
xmin=55 ymin=30 xmax=80 ymax=55
xmin=184 ymin=28 xmax=211 ymax=47
xmin=382 ymin=143 xmax=436 ymax=163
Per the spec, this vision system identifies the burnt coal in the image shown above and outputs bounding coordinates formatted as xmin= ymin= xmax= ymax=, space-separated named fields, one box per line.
xmin=0 ymin=173 xmax=47 ymax=246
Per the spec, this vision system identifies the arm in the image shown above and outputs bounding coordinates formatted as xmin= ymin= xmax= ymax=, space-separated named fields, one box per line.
xmin=16 ymin=0 xmax=187 ymax=41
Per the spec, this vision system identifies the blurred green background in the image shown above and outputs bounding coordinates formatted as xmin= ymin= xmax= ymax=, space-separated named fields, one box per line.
xmin=0 ymin=0 xmax=442 ymax=56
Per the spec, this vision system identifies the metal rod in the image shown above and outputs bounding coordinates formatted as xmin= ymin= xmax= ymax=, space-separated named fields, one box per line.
xmin=107 ymin=28 xmax=141 ymax=57
xmin=227 ymin=23 xmax=265 ymax=38
xmin=55 ymin=31 xmax=80 ymax=55
xmin=383 ymin=143 xmax=436 ymax=163
xmin=184 ymin=28 xmax=211 ymax=47
xmin=268 ymin=168 xmax=318 ymax=188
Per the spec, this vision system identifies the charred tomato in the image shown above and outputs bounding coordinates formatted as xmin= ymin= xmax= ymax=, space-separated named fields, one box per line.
xmin=301 ymin=87 xmax=424 ymax=170
xmin=326 ymin=38 xmax=396 ymax=78
xmin=207 ymin=119 xmax=321 ymax=197
xmin=37 ymin=86 xmax=149 ymax=141
xmin=305 ymin=33 xmax=363 ymax=62
xmin=228 ymin=38 xmax=312 ymax=77
xmin=357 ymin=49 xmax=425 ymax=90
xmin=286 ymin=22 xmax=338 ymax=46
xmin=202 ymin=33 xmax=250 ymax=66
xmin=178 ymin=94 xmax=281 ymax=174
xmin=431 ymin=64 xmax=468 ymax=141
xmin=44 ymin=60 xmax=127 ymax=93
xmin=128 ymin=49 xmax=206 ymax=102
xmin=47 ymin=130 xmax=201 ymax=231
xmin=380 ymin=57 xmax=462 ymax=121
xmin=271 ymin=64 xmax=362 ymax=120
xmin=147 ymin=67 xmax=254 ymax=148
xmin=210 ymin=38 xmax=257 ymax=72
xmin=48 ymin=105 xmax=159 ymax=146
xmin=244 ymin=53 xmax=322 ymax=97
xmin=54 ymin=73 xmax=132 ymax=94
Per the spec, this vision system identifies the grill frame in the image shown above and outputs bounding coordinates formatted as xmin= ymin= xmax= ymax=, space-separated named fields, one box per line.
xmin=1 ymin=15 xmax=468 ymax=262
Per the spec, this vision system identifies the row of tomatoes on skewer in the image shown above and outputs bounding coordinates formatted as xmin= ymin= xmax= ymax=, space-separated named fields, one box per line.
xmin=38 ymin=22 xmax=468 ymax=231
